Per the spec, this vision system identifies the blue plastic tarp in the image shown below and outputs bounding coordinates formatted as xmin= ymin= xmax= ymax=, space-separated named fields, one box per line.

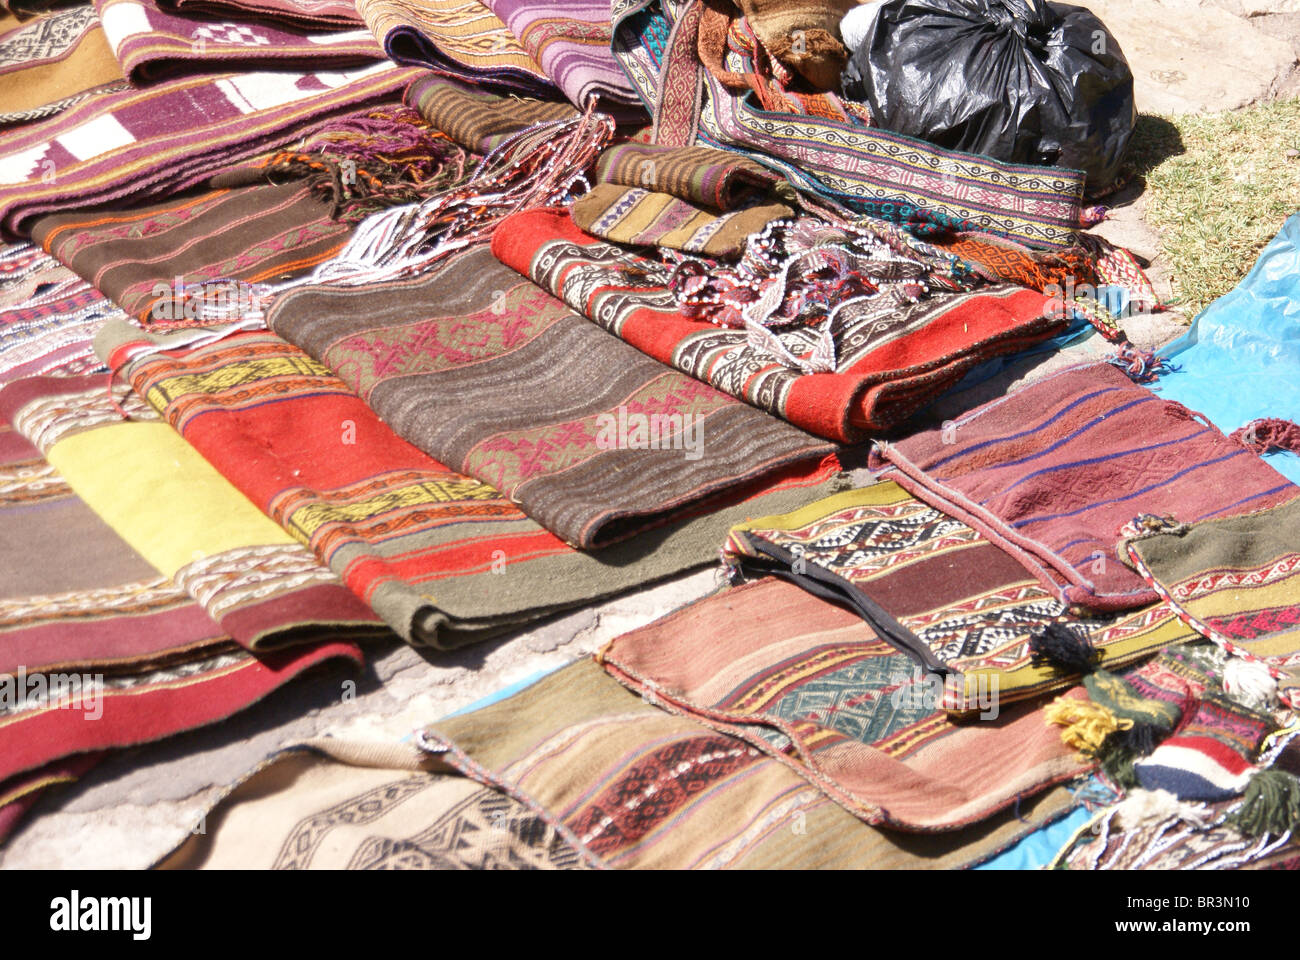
xmin=1157 ymin=212 xmax=1300 ymax=483
xmin=974 ymin=805 xmax=1091 ymax=871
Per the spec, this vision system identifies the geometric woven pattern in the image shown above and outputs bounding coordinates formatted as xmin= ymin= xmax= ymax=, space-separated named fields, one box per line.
xmin=724 ymin=482 xmax=1197 ymax=707
xmin=599 ymin=577 xmax=1091 ymax=829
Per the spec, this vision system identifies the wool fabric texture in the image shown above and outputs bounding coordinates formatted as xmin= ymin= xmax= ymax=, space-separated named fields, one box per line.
xmin=721 ymin=483 xmax=1196 ymax=706
xmin=593 ymin=141 xmax=781 ymax=210
xmin=420 ymin=657 xmax=1081 ymax=866
xmin=493 ymin=207 xmax=1067 ymax=442
xmin=732 ymin=0 xmax=855 ymax=89
xmin=91 ymin=0 xmax=383 ymax=83
xmin=97 ymin=321 xmax=844 ymax=647
xmin=357 ymin=0 xmax=555 ymax=97
xmin=156 ymin=0 xmax=364 ymax=28
xmin=1134 ymin=693 xmax=1276 ymax=801
xmin=482 ymin=0 xmax=644 ymax=112
xmin=267 ymin=244 xmax=835 ymax=549
xmin=870 ymin=362 xmax=1300 ymax=613
xmin=1123 ymin=497 xmax=1300 ymax=709
xmin=597 ymin=576 xmax=1092 ymax=830
xmin=404 ymin=72 xmax=577 ymax=153
xmin=571 ymin=182 xmax=793 ymax=255
xmin=0 ymin=60 xmax=421 ymax=238
xmin=0 ymin=419 xmax=230 ymax=676
xmin=0 ymin=7 xmax=125 ymax=125
xmin=158 ymin=739 xmax=590 ymax=868
xmin=0 ymin=375 xmax=387 ymax=649
xmin=33 ymin=175 xmax=353 ymax=323
xmin=0 ymin=243 xmax=115 ymax=383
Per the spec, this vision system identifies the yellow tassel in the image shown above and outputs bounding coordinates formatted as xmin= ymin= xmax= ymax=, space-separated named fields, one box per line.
xmin=1044 ymin=696 xmax=1133 ymax=755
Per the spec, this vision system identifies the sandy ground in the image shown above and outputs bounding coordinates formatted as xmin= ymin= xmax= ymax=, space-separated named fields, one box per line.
xmin=3 ymin=0 xmax=1297 ymax=869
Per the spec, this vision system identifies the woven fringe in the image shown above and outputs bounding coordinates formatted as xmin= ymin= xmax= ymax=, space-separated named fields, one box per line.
xmin=1045 ymin=697 xmax=1132 ymax=755
xmin=260 ymin=107 xmax=469 ymax=222
xmin=1230 ymin=418 xmax=1300 ymax=456
xmin=1104 ymin=344 xmax=1177 ymax=383
xmin=273 ymin=106 xmax=616 ymax=290
xmin=164 ymin=107 xmax=617 ymax=340
xmin=1226 ymin=768 xmax=1300 ymax=838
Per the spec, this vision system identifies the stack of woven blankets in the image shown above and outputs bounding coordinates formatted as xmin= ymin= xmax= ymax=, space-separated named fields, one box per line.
xmin=2 ymin=0 xmax=1299 ymax=872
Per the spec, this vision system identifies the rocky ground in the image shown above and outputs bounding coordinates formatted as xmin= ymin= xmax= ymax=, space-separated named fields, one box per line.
xmin=3 ymin=0 xmax=1297 ymax=869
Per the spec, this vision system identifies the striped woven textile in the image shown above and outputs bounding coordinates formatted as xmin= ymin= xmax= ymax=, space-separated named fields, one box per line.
xmin=0 ymin=60 xmax=421 ymax=238
xmin=421 ymin=656 xmax=1081 ymax=864
xmin=404 ymin=72 xmax=576 ymax=152
xmin=32 ymin=176 xmax=352 ymax=323
xmin=1057 ymin=793 xmax=1300 ymax=869
xmin=721 ymin=483 xmax=1195 ymax=707
xmin=91 ymin=0 xmax=382 ymax=83
xmin=159 ymin=739 xmax=591 ymax=868
xmin=266 ymin=244 xmax=835 ymax=549
xmin=598 ymin=576 xmax=1091 ymax=830
xmin=0 ymin=243 xmax=115 ymax=384
xmin=933 ymin=232 xmax=1100 ymax=295
xmin=1133 ymin=692 xmax=1275 ymax=801
xmin=157 ymin=0 xmax=364 ymax=28
xmin=870 ymin=362 xmax=1300 ymax=613
xmin=0 ymin=755 xmax=103 ymax=846
xmin=593 ymin=141 xmax=780 ymax=210
xmin=163 ymin=680 xmax=1079 ymax=869
xmin=483 ymin=0 xmax=643 ymax=113
xmin=357 ymin=0 xmax=555 ymax=97
xmin=0 ymin=6 xmax=125 ymax=126
xmin=0 ymin=419 xmax=230 ymax=676
xmin=1123 ymin=498 xmax=1300 ymax=709
xmin=0 ymin=413 xmax=364 ymax=839
xmin=0 ymin=375 xmax=388 ymax=649
xmin=611 ymin=0 xmax=1087 ymax=250
xmin=0 ymin=637 xmax=363 ymax=808
xmin=97 ymin=322 xmax=844 ymax=647
xmin=492 ymin=207 xmax=1066 ymax=442
xmin=571 ymin=182 xmax=793 ymax=255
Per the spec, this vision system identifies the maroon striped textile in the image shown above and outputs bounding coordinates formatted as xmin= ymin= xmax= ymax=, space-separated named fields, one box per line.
xmin=869 ymin=363 xmax=1300 ymax=612
xmin=91 ymin=0 xmax=382 ymax=84
xmin=0 ymin=61 xmax=419 ymax=239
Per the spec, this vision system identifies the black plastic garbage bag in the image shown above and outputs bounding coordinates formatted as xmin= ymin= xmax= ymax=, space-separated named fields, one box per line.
xmin=840 ymin=0 xmax=1135 ymax=191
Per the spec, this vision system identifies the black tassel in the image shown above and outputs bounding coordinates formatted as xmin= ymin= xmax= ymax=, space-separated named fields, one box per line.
xmin=1029 ymin=622 xmax=1100 ymax=674
xmin=1110 ymin=721 xmax=1163 ymax=758
xmin=1093 ymin=722 xmax=1168 ymax=791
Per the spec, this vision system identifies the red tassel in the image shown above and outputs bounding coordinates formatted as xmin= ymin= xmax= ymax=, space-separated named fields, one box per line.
xmin=105 ymin=369 xmax=131 ymax=420
xmin=1230 ymin=418 xmax=1300 ymax=455
xmin=1161 ymin=399 xmax=1212 ymax=428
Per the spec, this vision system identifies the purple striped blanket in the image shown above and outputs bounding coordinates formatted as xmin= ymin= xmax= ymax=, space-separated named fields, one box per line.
xmin=869 ymin=363 xmax=1299 ymax=612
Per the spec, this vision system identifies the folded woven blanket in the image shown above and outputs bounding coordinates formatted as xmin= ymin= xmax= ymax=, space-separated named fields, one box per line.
xmin=870 ymin=362 xmax=1300 ymax=612
xmin=97 ymin=320 xmax=843 ymax=648
xmin=356 ymin=0 xmax=556 ymax=97
xmin=92 ymin=0 xmax=382 ymax=83
xmin=0 ymin=60 xmax=421 ymax=238
xmin=571 ymin=182 xmax=793 ymax=255
xmin=267 ymin=244 xmax=836 ymax=549
xmin=493 ymin=207 xmax=1065 ymax=441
